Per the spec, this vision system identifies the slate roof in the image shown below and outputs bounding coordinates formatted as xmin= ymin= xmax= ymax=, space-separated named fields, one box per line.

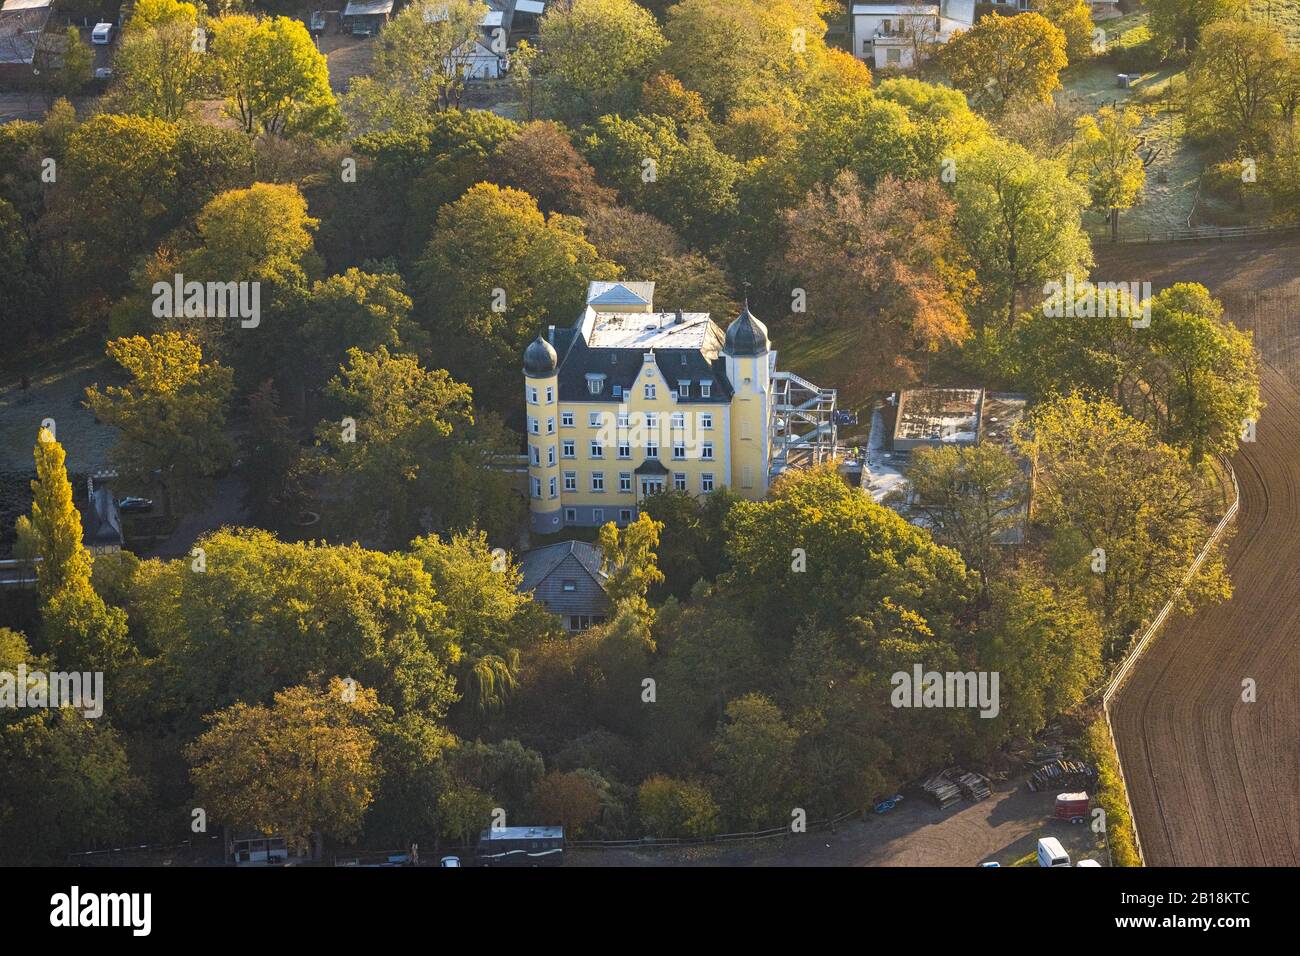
xmin=724 ymin=302 xmax=770 ymax=357
xmin=524 ymin=335 xmax=557 ymax=376
xmin=517 ymin=540 xmax=606 ymax=593
xmin=634 ymin=459 xmax=670 ymax=475
xmin=82 ymin=486 xmax=123 ymax=548
xmin=554 ymin=330 xmax=735 ymax=404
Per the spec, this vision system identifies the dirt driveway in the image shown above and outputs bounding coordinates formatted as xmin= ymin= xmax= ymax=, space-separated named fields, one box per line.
xmin=570 ymin=781 xmax=1106 ymax=868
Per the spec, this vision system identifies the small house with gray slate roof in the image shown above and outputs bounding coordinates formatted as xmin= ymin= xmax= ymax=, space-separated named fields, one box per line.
xmin=517 ymin=539 xmax=610 ymax=632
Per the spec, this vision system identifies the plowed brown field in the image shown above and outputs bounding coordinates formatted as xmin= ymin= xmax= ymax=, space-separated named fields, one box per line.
xmin=1094 ymin=240 xmax=1300 ymax=866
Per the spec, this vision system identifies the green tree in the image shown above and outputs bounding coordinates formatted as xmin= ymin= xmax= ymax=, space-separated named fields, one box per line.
xmin=417 ymin=182 xmax=617 ymax=416
xmin=84 ymin=333 xmax=235 ymax=515
xmin=1185 ymin=20 xmax=1291 ymax=154
xmin=296 ymin=269 xmax=420 ymax=413
xmin=366 ymin=712 xmax=456 ymax=846
xmin=127 ymin=528 xmax=459 ymax=725
xmin=659 ymin=0 xmax=834 ymax=119
xmin=711 ymin=693 xmax=798 ymax=829
xmin=0 ymin=630 xmax=137 ymax=864
xmin=241 ymin=380 xmax=304 ymax=530
xmin=110 ymin=0 xmax=210 ymax=120
xmin=724 ymin=464 xmax=975 ymax=642
xmin=0 ymin=199 xmax=41 ymax=339
xmin=315 ymin=346 xmax=476 ymax=545
xmin=874 ymin=77 xmax=991 ymax=171
xmin=352 ymin=109 xmax=520 ymax=262
xmin=63 ymin=114 xmax=182 ymax=285
xmin=636 ymin=774 xmax=720 ymax=837
xmin=1146 ymin=0 xmax=1243 ymax=58
xmin=342 ymin=0 xmax=490 ymax=133
xmin=1143 ymin=284 xmax=1262 ymax=463
xmin=1071 ymin=106 xmax=1146 ymax=240
xmin=151 ymin=182 xmax=320 ymax=369
xmin=410 ymin=531 xmax=556 ymax=719
xmin=185 ymin=182 xmax=319 ymax=284
xmin=531 ymin=771 xmax=602 ymax=835
xmin=638 ymin=487 xmax=738 ymax=599
xmin=792 ymin=87 xmax=925 ymax=190
xmin=1013 ymin=394 xmax=1231 ymax=658
xmin=579 ymin=113 xmax=741 ymax=247
xmin=1034 ymin=0 xmax=1094 ymax=64
xmin=32 ymin=27 xmax=94 ymax=106
xmin=531 ymin=0 xmax=666 ymax=124
xmin=978 ymin=569 xmax=1102 ymax=740
xmin=903 ymin=442 xmax=1026 ymax=590
xmin=14 ymin=430 xmax=91 ymax=601
xmin=951 ymin=137 xmax=1091 ymax=336
xmin=187 ymin=678 xmax=380 ymax=853
xmin=437 ymin=781 xmax=495 ymax=845
xmin=41 ymin=583 xmax=132 ymax=675
xmin=450 ymin=738 xmax=546 ymax=812
xmin=1015 ymin=282 xmax=1261 ymax=464
xmin=597 ymin=513 xmax=666 ymax=611
xmin=941 ymin=12 xmax=1068 ymax=115
xmin=210 ymin=14 xmax=343 ymax=138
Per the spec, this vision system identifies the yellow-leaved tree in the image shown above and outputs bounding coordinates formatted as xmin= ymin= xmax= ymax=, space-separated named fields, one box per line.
xmin=187 ymin=678 xmax=381 ymax=854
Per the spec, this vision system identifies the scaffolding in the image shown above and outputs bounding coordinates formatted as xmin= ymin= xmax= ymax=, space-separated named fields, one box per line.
xmin=769 ymin=370 xmax=840 ymax=479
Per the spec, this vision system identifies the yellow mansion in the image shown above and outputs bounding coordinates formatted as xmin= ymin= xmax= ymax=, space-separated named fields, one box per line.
xmin=523 ymin=281 xmax=836 ymax=534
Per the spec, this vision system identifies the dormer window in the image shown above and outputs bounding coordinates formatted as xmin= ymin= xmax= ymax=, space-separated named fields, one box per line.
xmin=678 ymin=381 xmax=690 ymax=398
xmin=586 ymin=373 xmax=606 ymax=396
xmin=700 ymin=381 xmax=712 ymax=398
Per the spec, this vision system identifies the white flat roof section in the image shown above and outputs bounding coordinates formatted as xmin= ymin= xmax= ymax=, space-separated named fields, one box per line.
xmin=480 ymin=826 xmax=563 ymax=841
xmin=586 ymin=312 xmax=715 ymax=350
xmin=852 ymin=4 xmax=939 ymax=14
xmin=342 ymin=0 xmax=393 ymax=15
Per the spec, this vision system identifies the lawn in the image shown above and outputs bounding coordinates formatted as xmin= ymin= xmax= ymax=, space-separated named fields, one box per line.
xmin=0 ymin=349 xmax=119 ymax=475
xmin=1251 ymin=0 xmax=1300 ymax=46
xmin=1059 ymin=4 xmax=1300 ymax=238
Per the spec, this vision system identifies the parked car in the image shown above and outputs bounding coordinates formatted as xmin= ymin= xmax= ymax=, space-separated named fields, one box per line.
xmin=91 ymin=22 xmax=114 ymax=44
xmin=117 ymin=497 xmax=153 ymax=513
xmin=1076 ymin=859 xmax=1102 ymax=867
xmin=1037 ymin=837 xmax=1070 ymax=868
xmin=439 ymin=856 xmax=461 ymax=868
xmin=977 ymin=861 xmax=1000 ymax=867
xmin=94 ymin=66 xmax=113 ymax=80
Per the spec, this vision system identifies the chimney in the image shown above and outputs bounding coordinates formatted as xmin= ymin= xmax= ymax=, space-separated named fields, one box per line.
xmin=675 ymin=309 xmax=684 ymax=324
xmin=547 ymin=324 xmax=555 ymax=344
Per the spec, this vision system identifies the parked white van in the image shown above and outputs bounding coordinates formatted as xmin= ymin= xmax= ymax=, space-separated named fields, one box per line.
xmin=91 ymin=22 xmax=114 ymax=44
xmin=1037 ymin=837 xmax=1071 ymax=867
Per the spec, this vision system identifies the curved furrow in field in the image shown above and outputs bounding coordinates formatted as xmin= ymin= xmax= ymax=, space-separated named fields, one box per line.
xmin=1111 ymin=363 xmax=1300 ymax=866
